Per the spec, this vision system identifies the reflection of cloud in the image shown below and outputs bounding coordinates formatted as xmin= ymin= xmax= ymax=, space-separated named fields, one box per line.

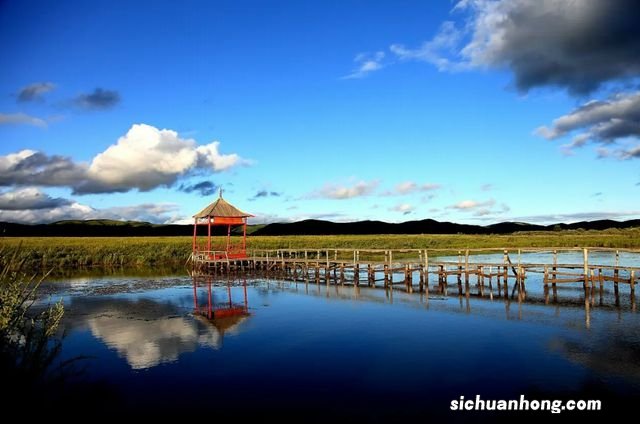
xmin=66 ymin=296 xmax=247 ymax=370
xmin=88 ymin=315 xmax=203 ymax=369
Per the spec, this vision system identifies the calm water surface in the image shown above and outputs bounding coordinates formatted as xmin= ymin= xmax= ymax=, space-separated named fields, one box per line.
xmin=42 ymin=262 xmax=639 ymax=420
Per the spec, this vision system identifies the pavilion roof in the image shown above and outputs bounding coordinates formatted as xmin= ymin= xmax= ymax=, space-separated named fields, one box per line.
xmin=193 ymin=196 xmax=253 ymax=219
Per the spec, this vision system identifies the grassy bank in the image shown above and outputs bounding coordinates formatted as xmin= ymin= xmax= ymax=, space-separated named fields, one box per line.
xmin=1 ymin=228 xmax=639 ymax=269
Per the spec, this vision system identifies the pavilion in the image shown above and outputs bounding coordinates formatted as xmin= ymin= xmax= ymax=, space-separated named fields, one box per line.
xmin=192 ymin=190 xmax=253 ymax=260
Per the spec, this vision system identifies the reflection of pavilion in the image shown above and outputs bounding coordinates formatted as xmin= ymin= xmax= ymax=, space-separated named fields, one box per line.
xmin=192 ymin=277 xmax=250 ymax=339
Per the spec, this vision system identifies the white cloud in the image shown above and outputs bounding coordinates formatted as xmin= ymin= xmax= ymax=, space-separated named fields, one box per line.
xmin=312 ymin=179 xmax=380 ymax=199
xmin=86 ymin=124 xmax=242 ymax=192
xmin=396 ymin=181 xmax=417 ymax=194
xmin=0 ymin=195 xmax=182 ymax=224
xmin=382 ymin=181 xmax=441 ymax=196
xmin=449 ymin=199 xmax=496 ymax=210
xmin=536 ymin=92 xmax=640 ymax=158
xmin=390 ymin=21 xmax=468 ymax=72
xmin=390 ymin=203 xmax=415 ymax=215
xmin=0 ymin=187 xmax=71 ymax=210
xmin=0 ymin=112 xmax=47 ymax=128
xmin=0 ymin=123 xmax=246 ymax=194
xmin=343 ymin=51 xmax=385 ymax=79
xmin=383 ymin=1 xmax=640 ymax=95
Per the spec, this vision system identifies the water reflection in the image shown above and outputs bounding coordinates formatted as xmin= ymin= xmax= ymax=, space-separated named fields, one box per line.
xmin=192 ymin=277 xmax=250 ymax=345
xmin=48 ymin=274 xmax=640 ymax=418
xmin=64 ymin=280 xmax=250 ymax=369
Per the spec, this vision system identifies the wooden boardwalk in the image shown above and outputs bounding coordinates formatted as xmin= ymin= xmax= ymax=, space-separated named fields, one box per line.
xmin=191 ymin=247 xmax=638 ymax=307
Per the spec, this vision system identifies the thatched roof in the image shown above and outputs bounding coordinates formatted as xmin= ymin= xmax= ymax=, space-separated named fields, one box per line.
xmin=193 ymin=196 xmax=253 ymax=218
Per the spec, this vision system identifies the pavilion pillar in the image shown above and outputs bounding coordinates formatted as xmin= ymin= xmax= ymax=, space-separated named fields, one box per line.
xmin=227 ymin=224 xmax=231 ymax=251
xmin=207 ymin=217 xmax=211 ymax=252
xmin=192 ymin=218 xmax=197 ymax=252
xmin=242 ymin=218 xmax=247 ymax=253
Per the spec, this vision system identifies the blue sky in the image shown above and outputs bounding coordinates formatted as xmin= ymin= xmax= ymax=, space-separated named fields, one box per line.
xmin=1 ymin=0 xmax=639 ymax=225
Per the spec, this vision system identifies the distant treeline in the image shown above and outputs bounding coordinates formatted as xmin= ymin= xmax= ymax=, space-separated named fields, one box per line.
xmin=1 ymin=218 xmax=639 ymax=237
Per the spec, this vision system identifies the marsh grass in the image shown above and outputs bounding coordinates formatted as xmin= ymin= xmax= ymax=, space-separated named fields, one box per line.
xmin=1 ymin=227 xmax=639 ymax=269
xmin=0 ymin=249 xmax=67 ymax=399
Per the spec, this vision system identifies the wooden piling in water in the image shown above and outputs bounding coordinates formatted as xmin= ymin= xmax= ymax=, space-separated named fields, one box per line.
xmin=193 ymin=246 xmax=640 ymax=309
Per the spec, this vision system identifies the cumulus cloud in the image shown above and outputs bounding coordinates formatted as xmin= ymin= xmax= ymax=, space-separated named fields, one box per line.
xmin=0 ymin=192 xmax=182 ymax=224
xmin=311 ymin=180 xmax=379 ymax=199
xmin=0 ymin=124 xmax=245 ymax=194
xmin=373 ymin=1 xmax=640 ymax=157
xmin=0 ymin=112 xmax=47 ymax=128
xmin=0 ymin=187 xmax=71 ymax=210
xmin=390 ymin=203 xmax=415 ymax=215
xmin=448 ymin=198 xmax=510 ymax=217
xmin=17 ymin=82 xmax=56 ymax=102
xmin=75 ymin=88 xmax=120 ymax=109
xmin=343 ymin=51 xmax=386 ymax=79
xmin=536 ymin=92 xmax=640 ymax=157
xmin=178 ymin=181 xmax=218 ymax=197
xmin=387 ymin=0 xmax=640 ymax=95
xmin=0 ymin=150 xmax=87 ymax=187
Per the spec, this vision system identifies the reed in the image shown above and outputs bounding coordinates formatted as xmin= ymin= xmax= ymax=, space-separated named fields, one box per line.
xmin=1 ymin=227 xmax=639 ymax=269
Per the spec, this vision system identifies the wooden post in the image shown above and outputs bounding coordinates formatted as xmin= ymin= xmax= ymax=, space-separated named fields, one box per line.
xmin=488 ymin=266 xmax=493 ymax=301
xmin=418 ymin=251 xmax=424 ymax=292
xmin=598 ymin=267 xmax=604 ymax=306
xmin=465 ymin=249 xmax=470 ymax=285
xmin=590 ymin=269 xmax=596 ymax=306
xmin=389 ymin=250 xmax=393 ymax=286
xmin=424 ymin=250 xmax=429 ymax=293
xmin=552 ymin=249 xmax=557 ymax=291
xmin=503 ymin=265 xmax=508 ymax=298
xmin=325 ymin=249 xmax=329 ymax=274
xmin=631 ymin=270 xmax=636 ymax=298
xmin=614 ymin=250 xmax=620 ymax=295
xmin=457 ymin=251 xmax=462 ymax=286
xmin=583 ymin=248 xmax=589 ymax=291
xmin=521 ymin=266 xmax=526 ymax=298
xmin=383 ymin=251 xmax=389 ymax=288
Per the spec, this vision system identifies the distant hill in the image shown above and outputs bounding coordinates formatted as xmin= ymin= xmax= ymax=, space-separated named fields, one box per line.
xmin=0 ymin=218 xmax=638 ymax=237
xmin=251 ymin=218 xmax=640 ymax=235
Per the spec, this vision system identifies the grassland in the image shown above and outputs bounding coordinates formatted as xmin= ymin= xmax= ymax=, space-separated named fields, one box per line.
xmin=1 ymin=227 xmax=639 ymax=270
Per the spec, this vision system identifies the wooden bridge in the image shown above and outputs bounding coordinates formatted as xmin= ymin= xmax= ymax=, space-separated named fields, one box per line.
xmin=190 ymin=247 xmax=638 ymax=306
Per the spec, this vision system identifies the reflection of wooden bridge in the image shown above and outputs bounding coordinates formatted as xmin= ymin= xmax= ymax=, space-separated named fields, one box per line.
xmin=191 ymin=247 xmax=638 ymax=306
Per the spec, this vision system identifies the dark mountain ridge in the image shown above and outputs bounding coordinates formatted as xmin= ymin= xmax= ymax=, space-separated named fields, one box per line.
xmin=0 ymin=218 xmax=638 ymax=237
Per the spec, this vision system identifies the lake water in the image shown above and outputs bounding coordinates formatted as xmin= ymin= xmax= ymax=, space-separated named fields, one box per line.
xmin=41 ymin=263 xmax=639 ymax=420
